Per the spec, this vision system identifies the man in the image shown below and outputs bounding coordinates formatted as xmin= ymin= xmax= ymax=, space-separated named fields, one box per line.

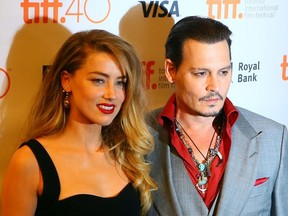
xmin=147 ymin=16 xmax=288 ymax=215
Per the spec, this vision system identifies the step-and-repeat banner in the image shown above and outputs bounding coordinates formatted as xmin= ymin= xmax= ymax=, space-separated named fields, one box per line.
xmin=0 ymin=0 xmax=287 ymax=205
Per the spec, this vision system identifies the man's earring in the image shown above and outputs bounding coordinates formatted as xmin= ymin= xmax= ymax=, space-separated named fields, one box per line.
xmin=63 ymin=89 xmax=70 ymax=109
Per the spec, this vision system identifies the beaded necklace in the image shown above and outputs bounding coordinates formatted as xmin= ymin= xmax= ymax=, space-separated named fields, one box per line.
xmin=174 ymin=118 xmax=223 ymax=194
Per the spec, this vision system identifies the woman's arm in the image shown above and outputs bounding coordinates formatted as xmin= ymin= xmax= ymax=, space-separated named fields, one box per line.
xmin=2 ymin=145 xmax=39 ymax=216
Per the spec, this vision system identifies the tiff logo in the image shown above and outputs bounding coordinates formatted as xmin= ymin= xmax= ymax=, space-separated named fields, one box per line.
xmin=281 ymin=55 xmax=288 ymax=81
xmin=20 ymin=0 xmax=63 ymax=23
xmin=143 ymin=61 xmax=156 ymax=89
xmin=207 ymin=0 xmax=243 ymax=19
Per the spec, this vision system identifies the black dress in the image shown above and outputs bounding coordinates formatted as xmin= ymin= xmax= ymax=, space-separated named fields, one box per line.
xmin=20 ymin=139 xmax=141 ymax=216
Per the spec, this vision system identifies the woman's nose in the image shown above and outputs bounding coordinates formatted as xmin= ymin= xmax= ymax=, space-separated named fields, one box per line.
xmin=103 ymin=82 xmax=116 ymax=100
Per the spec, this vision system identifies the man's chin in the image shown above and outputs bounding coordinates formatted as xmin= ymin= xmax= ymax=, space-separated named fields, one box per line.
xmin=197 ymin=109 xmax=221 ymax=117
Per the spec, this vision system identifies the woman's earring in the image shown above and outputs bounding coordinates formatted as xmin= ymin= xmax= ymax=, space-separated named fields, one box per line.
xmin=63 ymin=90 xmax=70 ymax=108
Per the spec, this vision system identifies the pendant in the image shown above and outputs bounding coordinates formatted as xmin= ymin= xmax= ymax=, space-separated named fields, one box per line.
xmin=198 ymin=163 xmax=211 ymax=176
xmin=210 ymin=149 xmax=223 ymax=167
xmin=198 ymin=176 xmax=208 ymax=186
xmin=198 ymin=163 xmax=206 ymax=172
xmin=197 ymin=164 xmax=209 ymax=194
xmin=196 ymin=182 xmax=208 ymax=194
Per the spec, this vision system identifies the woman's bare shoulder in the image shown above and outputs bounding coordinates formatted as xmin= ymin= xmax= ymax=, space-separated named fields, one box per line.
xmin=7 ymin=144 xmax=39 ymax=177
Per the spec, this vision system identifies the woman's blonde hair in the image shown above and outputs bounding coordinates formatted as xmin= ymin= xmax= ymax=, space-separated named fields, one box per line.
xmin=25 ymin=29 xmax=156 ymax=214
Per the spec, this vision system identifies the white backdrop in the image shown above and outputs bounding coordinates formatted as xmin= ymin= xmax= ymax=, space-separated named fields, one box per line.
xmin=0 ymin=0 xmax=287 ymax=210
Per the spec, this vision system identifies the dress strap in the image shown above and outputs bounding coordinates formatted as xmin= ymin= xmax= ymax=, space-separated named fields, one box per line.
xmin=20 ymin=139 xmax=60 ymax=202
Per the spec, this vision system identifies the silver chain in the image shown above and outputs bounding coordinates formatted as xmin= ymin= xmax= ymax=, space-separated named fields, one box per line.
xmin=174 ymin=118 xmax=223 ymax=194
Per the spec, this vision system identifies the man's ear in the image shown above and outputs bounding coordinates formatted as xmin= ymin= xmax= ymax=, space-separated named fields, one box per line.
xmin=61 ymin=71 xmax=71 ymax=91
xmin=165 ymin=59 xmax=176 ymax=84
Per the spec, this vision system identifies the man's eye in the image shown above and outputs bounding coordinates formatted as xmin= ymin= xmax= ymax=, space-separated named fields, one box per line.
xmin=92 ymin=79 xmax=104 ymax=84
xmin=195 ymin=71 xmax=207 ymax=77
xmin=219 ymin=71 xmax=229 ymax=76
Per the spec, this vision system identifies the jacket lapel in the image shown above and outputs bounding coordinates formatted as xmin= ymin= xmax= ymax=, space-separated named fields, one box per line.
xmin=213 ymin=113 xmax=262 ymax=215
xmin=150 ymin=125 xmax=209 ymax=215
xmin=170 ymin=145 xmax=209 ymax=215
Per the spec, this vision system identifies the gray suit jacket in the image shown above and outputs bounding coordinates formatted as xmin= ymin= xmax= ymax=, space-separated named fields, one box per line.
xmin=147 ymin=107 xmax=288 ymax=216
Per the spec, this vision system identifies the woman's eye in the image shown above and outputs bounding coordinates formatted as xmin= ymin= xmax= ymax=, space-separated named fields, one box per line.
xmin=116 ymin=80 xmax=127 ymax=87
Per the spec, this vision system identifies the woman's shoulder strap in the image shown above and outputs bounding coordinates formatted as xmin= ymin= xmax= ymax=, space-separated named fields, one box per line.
xmin=20 ymin=139 xmax=60 ymax=201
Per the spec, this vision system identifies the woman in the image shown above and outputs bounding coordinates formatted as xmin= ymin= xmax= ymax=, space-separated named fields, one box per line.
xmin=2 ymin=29 xmax=156 ymax=216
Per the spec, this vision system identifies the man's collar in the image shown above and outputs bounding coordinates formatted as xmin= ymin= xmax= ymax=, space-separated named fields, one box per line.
xmin=158 ymin=94 xmax=239 ymax=128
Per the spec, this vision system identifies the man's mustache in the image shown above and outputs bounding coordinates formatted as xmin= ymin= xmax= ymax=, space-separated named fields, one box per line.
xmin=199 ymin=92 xmax=223 ymax=101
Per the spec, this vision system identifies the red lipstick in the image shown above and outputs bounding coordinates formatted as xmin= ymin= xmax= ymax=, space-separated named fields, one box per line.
xmin=97 ymin=103 xmax=115 ymax=114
